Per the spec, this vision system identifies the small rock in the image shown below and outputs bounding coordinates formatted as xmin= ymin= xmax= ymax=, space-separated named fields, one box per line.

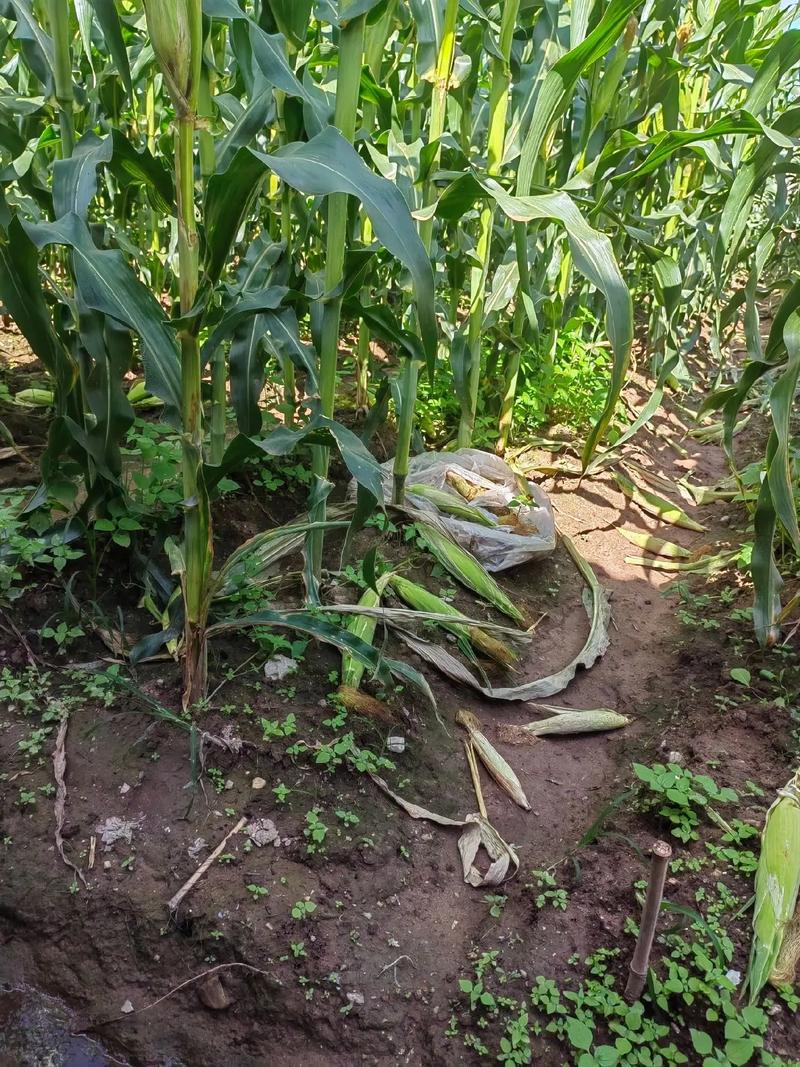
xmin=225 ymin=779 xmax=234 ymax=791
xmin=198 ymin=976 xmax=233 ymax=1011
xmin=120 ymin=1000 xmax=134 ymax=1015
xmin=103 ymin=860 xmax=112 ymax=870
xmin=188 ymin=837 xmax=207 ymax=859
xmin=666 ymin=751 xmax=683 ymax=765
xmin=263 ymin=654 xmax=298 ymax=682
xmin=246 ymin=817 xmax=281 ymax=847
xmin=725 ymin=969 xmax=742 ymax=986
xmin=387 ymin=736 xmax=405 ymax=754
xmin=251 ymin=777 xmax=266 ymax=791
xmin=346 ymin=991 xmax=364 ymax=1007
xmin=119 ymin=783 xmax=131 ymax=795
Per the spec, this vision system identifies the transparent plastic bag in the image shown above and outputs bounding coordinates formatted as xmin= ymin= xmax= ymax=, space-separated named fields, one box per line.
xmin=374 ymin=448 xmax=556 ymax=571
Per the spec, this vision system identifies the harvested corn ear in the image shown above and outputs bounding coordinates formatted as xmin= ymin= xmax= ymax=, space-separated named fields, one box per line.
xmin=617 ymin=528 xmax=691 ymax=558
xmin=497 ymin=709 xmax=629 ymax=742
xmin=415 ymin=523 xmax=525 ymax=624
xmin=456 ymin=709 xmax=530 ymax=811
xmin=746 ymin=769 xmax=800 ymax=1002
xmin=389 ymin=574 xmax=517 ymax=668
xmin=335 ymin=686 xmax=396 ymax=722
xmin=340 ymin=573 xmax=394 ymax=691
xmin=407 ymin=483 xmax=497 ymax=527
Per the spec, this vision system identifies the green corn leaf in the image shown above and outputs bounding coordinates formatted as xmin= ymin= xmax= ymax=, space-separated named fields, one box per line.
xmin=766 ymin=311 xmax=800 ymax=552
xmin=252 ymin=127 xmax=437 ymax=371
xmin=87 ymin=0 xmax=132 ymax=99
xmin=23 ymin=213 xmax=182 ymax=422
xmin=481 ymin=180 xmax=633 ymax=465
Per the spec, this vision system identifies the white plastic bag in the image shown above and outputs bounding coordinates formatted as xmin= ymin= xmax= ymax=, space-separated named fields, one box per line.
xmin=373 ymin=448 xmax=556 ymax=571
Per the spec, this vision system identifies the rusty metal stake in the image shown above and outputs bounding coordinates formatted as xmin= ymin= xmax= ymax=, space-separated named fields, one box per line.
xmin=625 ymin=840 xmax=673 ymax=1001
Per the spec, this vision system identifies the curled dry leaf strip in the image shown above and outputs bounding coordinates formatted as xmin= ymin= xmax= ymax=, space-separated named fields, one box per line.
xmin=368 ymin=772 xmax=518 ymax=887
xmin=53 ymin=715 xmax=87 ymax=887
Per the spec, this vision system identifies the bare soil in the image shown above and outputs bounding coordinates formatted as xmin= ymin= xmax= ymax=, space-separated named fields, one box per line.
xmin=0 ymin=351 xmax=798 ymax=1066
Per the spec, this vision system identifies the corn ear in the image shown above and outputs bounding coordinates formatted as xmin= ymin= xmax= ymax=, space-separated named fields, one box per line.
xmin=456 ymin=709 xmax=530 ymax=811
xmin=771 ymin=900 xmax=800 ymax=987
xmin=336 ymin=686 xmax=395 ymax=722
xmin=498 ymin=709 xmax=629 ymax=742
xmin=14 ymin=388 xmax=54 ymax=407
xmin=415 ymin=522 xmax=524 ymax=624
xmin=340 ymin=572 xmax=394 ymax=690
xmin=613 ymin=471 xmax=706 ymax=532
xmin=617 ymin=528 xmax=691 ymax=558
xmin=408 ymin=483 xmax=497 ymax=527
xmin=445 ymin=470 xmax=485 ymax=501
xmin=389 ymin=574 xmax=517 ymax=668
xmin=746 ymin=770 xmax=800 ymax=1003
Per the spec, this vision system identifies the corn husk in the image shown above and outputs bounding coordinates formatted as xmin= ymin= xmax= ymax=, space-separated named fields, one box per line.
xmin=143 ymin=0 xmax=195 ymax=112
xmin=445 ymin=470 xmax=485 ymax=501
xmin=771 ymin=900 xmax=800 ymax=986
xmin=369 ymin=772 xmax=519 ymax=887
xmin=746 ymin=770 xmax=800 ymax=1003
xmin=497 ymin=709 xmax=629 ymax=742
xmin=456 ymin=709 xmax=530 ymax=811
xmin=340 ymin=572 xmax=394 ymax=690
xmin=389 ymin=574 xmax=517 ymax=668
xmin=415 ymin=522 xmax=524 ymax=624
xmin=407 ymin=483 xmax=497 ymax=527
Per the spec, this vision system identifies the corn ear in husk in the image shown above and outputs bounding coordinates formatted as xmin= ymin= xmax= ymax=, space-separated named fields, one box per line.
xmin=14 ymin=388 xmax=54 ymax=407
xmin=407 ymin=483 xmax=497 ymax=527
xmin=613 ymin=471 xmax=706 ymax=532
xmin=771 ymin=900 xmax=800 ymax=987
xmin=456 ymin=709 xmax=530 ymax=811
xmin=389 ymin=574 xmax=517 ymax=668
xmin=746 ymin=770 xmax=800 ymax=1003
xmin=497 ymin=709 xmax=629 ymax=743
xmin=617 ymin=528 xmax=691 ymax=558
xmin=415 ymin=523 xmax=524 ymax=624
xmin=340 ymin=573 xmax=394 ymax=690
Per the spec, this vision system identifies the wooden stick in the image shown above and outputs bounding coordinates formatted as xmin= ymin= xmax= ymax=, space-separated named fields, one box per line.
xmin=464 ymin=739 xmax=487 ymax=820
xmin=167 ymin=817 xmax=247 ymax=912
xmin=88 ymin=835 xmax=96 ymax=871
xmin=625 ymin=840 xmax=673 ymax=1001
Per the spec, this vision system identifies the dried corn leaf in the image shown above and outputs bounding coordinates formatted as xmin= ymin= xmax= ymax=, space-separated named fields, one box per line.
xmin=53 ymin=716 xmax=87 ymax=887
xmin=368 ymin=773 xmax=518 ymax=887
xmin=456 ymin=710 xmax=530 ymax=810
xmin=617 ymin=528 xmax=691 ymax=558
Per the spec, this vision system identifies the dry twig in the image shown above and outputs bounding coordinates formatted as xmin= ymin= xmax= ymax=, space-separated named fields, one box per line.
xmin=167 ymin=816 xmax=247 ymax=912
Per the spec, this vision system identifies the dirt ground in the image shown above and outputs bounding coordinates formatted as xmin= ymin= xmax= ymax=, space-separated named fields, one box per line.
xmin=0 ymin=351 xmax=798 ymax=1066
